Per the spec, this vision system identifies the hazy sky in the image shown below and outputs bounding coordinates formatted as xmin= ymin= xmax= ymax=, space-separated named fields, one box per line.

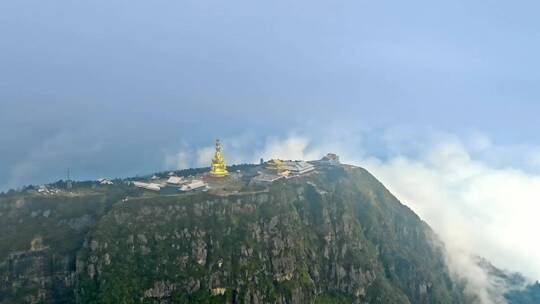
xmin=1 ymin=0 xmax=540 ymax=187
xmin=3 ymin=2 xmax=540 ymax=297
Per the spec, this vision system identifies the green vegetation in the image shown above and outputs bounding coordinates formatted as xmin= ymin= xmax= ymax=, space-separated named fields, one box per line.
xmin=0 ymin=164 xmax=533 ymax=303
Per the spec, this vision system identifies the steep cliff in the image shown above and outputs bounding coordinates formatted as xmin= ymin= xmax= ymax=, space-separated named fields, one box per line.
xmin=0 ymin=184 xmax=137 ymax=303
xmin=0 ymin=165 xmax=471 ymax=303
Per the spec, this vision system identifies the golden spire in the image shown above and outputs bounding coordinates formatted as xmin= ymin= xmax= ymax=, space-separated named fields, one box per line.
xmin=266 ymin=159 xmax=289 ymax=177
xmin=209 ymin=139 xmax=229 ymax=177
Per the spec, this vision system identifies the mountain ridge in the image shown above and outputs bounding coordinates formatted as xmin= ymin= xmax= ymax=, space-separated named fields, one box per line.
xmin=0 ymin=163 xmax=536 ymax=303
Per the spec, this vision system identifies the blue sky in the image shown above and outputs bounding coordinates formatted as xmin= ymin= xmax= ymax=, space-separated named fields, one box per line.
xmin=2 ymin=0 xmax=540 ymax=188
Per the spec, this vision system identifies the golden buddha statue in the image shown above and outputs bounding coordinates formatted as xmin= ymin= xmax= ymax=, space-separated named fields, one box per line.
xmin=209 ymin=139 xmax=229 ymax=177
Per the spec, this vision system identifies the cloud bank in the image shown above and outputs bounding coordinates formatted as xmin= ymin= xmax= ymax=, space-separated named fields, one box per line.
xmin=359 ymin=138 xmax=540 ymax=303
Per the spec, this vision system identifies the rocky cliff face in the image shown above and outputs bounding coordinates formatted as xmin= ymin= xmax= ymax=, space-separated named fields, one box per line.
xmin=0 ymin=185 xmax=134 ymax=303
xmin=0 ymin=165 xmax=479 ymax=303
xmin=0 ymin=245 xmax=76 ymax=303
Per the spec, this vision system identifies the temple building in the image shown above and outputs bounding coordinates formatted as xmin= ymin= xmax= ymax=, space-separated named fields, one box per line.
xmin=209 ymin=139 xmax=229 ymax=177
xmin=266 ymin=159 xmax=290 ymax=177
xmin=166 ymin=176 xmax=184 ymax=185
xmin=282 ymin=160 xmax=315 ymax=175
xmin=180 ymin=179 xmax=206 ymax=191
xmin=321 ymin=153 xmax=340 ymax=164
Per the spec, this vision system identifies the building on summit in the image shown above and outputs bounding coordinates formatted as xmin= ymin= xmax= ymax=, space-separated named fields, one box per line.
xmin=130 ymin=138 xmax=329 ymax=191
xmin=133 ymin=181 xmax=161 ymax=191
xmin=321 ymin=153 xmax=340 ymax=164
xmin=266 ymin=159 xmax=290 ymax=177
xmin=253 ymin=158 xmax=315 ymax=184
xmin=180 ymin=179 xmax=206 ymax=191
xmin=166 ymin=176 xmax=184 ymax=185
xmin=282 ymin=160 xmax=315 ymax=175
xmin=209 ymin=139 xmax=229 ymax=177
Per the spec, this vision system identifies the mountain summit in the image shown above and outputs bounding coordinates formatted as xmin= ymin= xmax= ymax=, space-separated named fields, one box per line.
xmin=0 ymin=162 xmax=534 ymax=303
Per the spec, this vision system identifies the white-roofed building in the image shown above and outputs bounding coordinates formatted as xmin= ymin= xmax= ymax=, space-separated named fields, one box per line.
xmin=98 ymin=178 xmax=113 ymax=185
xmin=282 ymin=161 xmax=315 ymax=175
xmin=180 ymin=180 xmax=206 ymax=191
xmin=166 ymin=176 xmax=184 ymax=185
xmin=133 ymin=181 xmax=161 ymax=191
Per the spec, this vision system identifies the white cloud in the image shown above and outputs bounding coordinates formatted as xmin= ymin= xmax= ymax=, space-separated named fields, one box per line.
xmin=257 ymin=135 xmax=322 ymax=161
xmin=164 ymin=150 xmax=191 ymax=170
xmin=361 ymin=140 xmax=540 ymax=281
xmin=196 ymin=146 xmax=215 ymax=167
